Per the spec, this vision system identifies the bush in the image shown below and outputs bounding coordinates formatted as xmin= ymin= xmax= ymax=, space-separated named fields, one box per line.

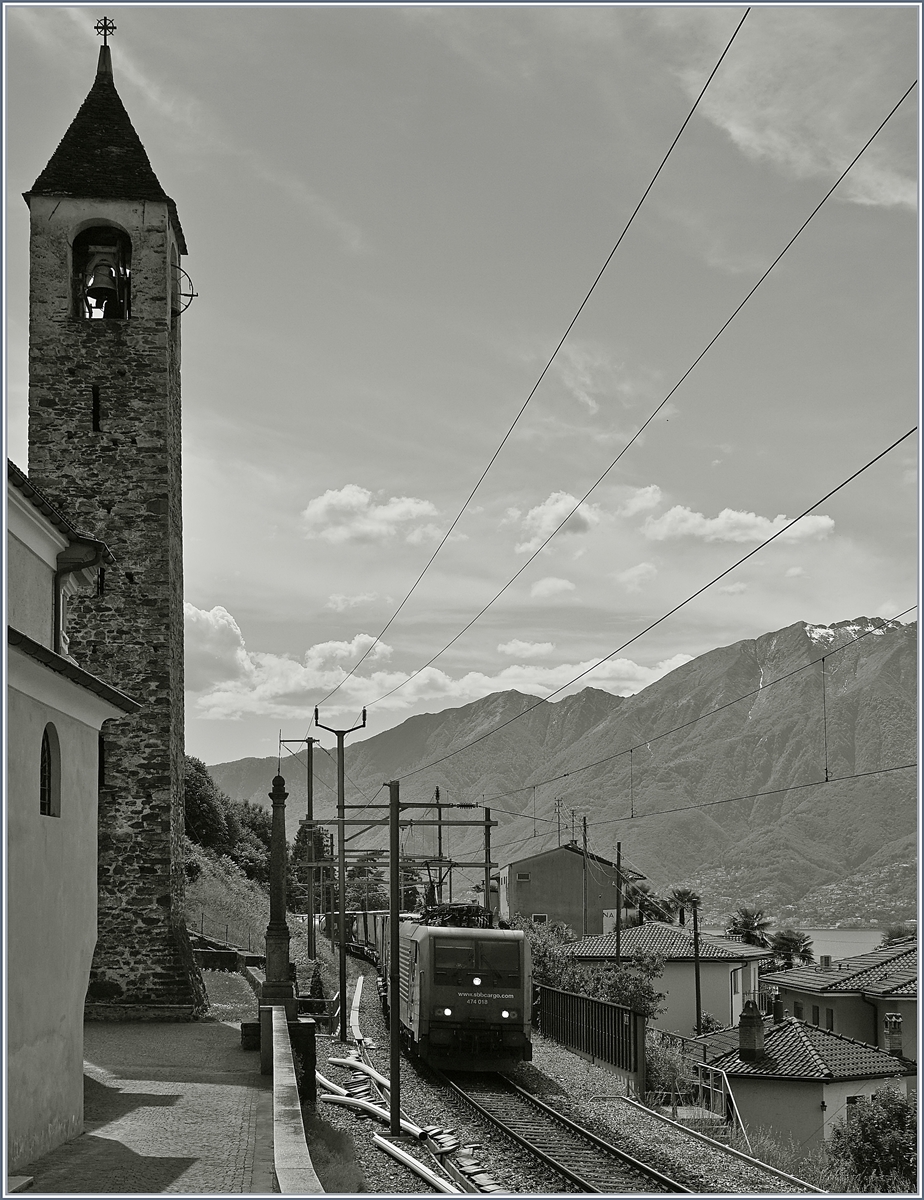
xmin=827 ymin=1087 xmax=917 ymax=1189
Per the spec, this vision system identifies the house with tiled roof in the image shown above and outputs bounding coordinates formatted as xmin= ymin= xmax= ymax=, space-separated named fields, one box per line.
xmin=569 ymin=920 xmax=772 ymax=1035
xmin=760 ymin=937 xmax=917 ymax=1060
xmin=497 ymin=844 xmax=644 ymax=936
xmin=693 ymin=1001 xmax=914 ymax=1149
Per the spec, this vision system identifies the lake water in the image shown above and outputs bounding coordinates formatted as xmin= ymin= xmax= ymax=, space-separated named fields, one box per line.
xmin=705 ymin=927 xmax=886 ymax=960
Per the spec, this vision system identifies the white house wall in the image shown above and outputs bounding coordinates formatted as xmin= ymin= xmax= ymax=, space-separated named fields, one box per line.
xmin=6 ymin=658 xmax=123 ymax=1171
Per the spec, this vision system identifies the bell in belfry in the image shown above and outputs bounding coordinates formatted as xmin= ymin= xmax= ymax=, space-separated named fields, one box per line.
xmin=86 ymin=262 xmax=118 ymax=303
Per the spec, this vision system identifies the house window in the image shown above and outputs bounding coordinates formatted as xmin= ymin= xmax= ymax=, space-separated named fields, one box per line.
xmin=812 ymin=1005 xmax=820 ymax=1026
xmin=40 ymin=724 xmax=61 ymax=817
xmin=825 ymin=1008 xmax=834 ymax=1031
xmin=794 ymin=1001 xmax=804 ymax=1019
xmin=532 ymin=914 xmax=548 ymax=924
xmin=516 ymin=872 xmax=531 ymax=882
xmin=731 ymin=969 xmax=740 ymax=995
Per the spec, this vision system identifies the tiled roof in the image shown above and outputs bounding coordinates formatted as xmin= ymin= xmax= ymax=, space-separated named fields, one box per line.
xmin=762 ymin=939 xmax=917 ymax=999
xmin=26 ymin=49 xmax=186 ymax=253
xmin=569 ymin=921 xmax=772 ymax=961
xmin=708 ymin=1018 xmax=911 ymax=1081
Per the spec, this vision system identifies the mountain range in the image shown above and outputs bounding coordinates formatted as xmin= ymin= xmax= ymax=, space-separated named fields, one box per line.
xmin=206 ymin=616 xmax=917 ymax=926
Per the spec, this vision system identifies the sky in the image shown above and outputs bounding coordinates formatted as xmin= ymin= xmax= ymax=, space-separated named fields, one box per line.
xmin=4 ymin=4 xmax=919 ymax=768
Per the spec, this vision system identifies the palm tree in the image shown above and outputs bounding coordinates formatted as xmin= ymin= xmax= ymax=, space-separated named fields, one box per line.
xmin=669 ymin=887 xmax=702 ymax=927
xmin=726 ymin=906 xmax=773 ymax=948
xmin=770 ymin=928 xmax=814 ymax=968
xmin=626 ymin=881 xmax=669 ymax=923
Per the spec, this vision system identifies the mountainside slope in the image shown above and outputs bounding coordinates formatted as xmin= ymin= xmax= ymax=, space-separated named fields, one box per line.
xmin=207 ymin=618 xmax=916 ymax=922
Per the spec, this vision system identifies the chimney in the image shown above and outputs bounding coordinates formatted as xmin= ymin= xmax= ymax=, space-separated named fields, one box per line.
xmin=820 ymin=954 xmax=832 ymax=969
xmin=738 ymin=999 xmax=765 ymax=1061
xmin=772 ymin=995 xmax=785 ymax=1023
xmin=883 ymin=1013 xmax=903 ymax=1058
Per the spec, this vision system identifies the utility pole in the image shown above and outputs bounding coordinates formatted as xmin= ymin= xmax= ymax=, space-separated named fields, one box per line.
xmin=615 ymin=841 xmax=622 ymax=963
xmin=304 ymin=736 xmax=318 ymax=959
xmin=484 ymin=807 xmax=492 ymax=917
xmin=692 ymin=902 xmax=703 ymax=1037
xmin=555 ymin=798 xmax=562 ymax=847
xmin=315 ymin=706 xmax=366 ymax=1043
xmin=582 ymin=816 xmax=588 ymax=937
xmin=387 ymin=779 xmax=402 ymax=1136
xmin=435 ymin=786 xmax=443 ymax=902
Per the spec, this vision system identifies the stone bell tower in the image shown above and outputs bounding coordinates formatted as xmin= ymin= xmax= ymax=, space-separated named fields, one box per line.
xmin=25 ymin=26 xmax=205 ymax=1018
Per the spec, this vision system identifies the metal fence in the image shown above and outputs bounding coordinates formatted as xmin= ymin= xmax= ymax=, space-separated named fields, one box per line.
xmin=533 ymin=984 xmax=646 ymax=1092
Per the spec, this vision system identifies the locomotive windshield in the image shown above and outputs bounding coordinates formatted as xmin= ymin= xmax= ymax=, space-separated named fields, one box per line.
xmin=433 ymin=937 xmax=521 ymax=984
xmin=434 ymin=941 xmax=476 ymax=980
xmin=477 ymin=940 xmax=520 ymax=982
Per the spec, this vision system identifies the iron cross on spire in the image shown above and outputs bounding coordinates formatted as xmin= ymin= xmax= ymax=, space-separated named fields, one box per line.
xmin=94 ymin=16 xmax=116 ymax=45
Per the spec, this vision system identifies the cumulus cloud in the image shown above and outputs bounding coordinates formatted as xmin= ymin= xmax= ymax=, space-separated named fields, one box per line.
xmin=327 ymin=592 xmax=380 ymax=611
xmin=302 ymin=484 xmax=438 ymax=544
xmin=616 ymin=562 xmax=658 ymax=592
xmin=616 ymin=485 xmax=662 ymax=518
xmin=184 ymin=603 xmax=255 ymax=693
xmin=785 ymin=567 xmax=806 ymax=579
xmin=717 ymin=582 xmax=748 ymax=595
xmin=530 ymin=577 xmax=576 ymax=599
xmin=644 ymin=506 xmax=834 ymax=543
xmin=186 ymin=601 xmax=696 ymax=721
xmin=184 ymin=603 xmax=393 ymax=718
xmin=497 ymin=639 xmax=556 ymax=658
xmin=514 ymin=492 xmax=600 ymax=554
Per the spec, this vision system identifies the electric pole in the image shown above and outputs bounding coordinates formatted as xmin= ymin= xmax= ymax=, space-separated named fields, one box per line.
xmin=315 ymin=706 xmax=366 ymax=1042
xmin=582 ymin=816 xmax=588 ymax=937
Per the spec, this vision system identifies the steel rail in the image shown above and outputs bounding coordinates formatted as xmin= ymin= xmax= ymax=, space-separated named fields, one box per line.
xmin=439 ymin=1070 xmax=693 ymax=1194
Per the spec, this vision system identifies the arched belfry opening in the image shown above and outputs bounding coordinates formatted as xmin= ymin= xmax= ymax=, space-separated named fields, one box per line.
xmin=73 ymin=226 xmax=131 ymax=319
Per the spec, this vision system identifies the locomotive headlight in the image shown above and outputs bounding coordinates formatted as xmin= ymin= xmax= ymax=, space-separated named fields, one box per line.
xmin=434 ymin=1006 xmax=452 ymax=1017
xmin=501 ymin=1009 xmax=518 ymax=1019
xmin=501 ymin=1010 xmax=510 ymax=1019
xmin=472 ymin=976 xmax=482 ymax=986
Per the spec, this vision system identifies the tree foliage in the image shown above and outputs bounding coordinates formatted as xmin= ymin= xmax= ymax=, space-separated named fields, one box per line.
xmin=726 ymin=906 xmax=773 ymax=948
xmin=511 ymin=915 xmax=665 ymax=1018
xmin=827 ymin=1087 xmax=916 ymax=1189
xmin=769 ymin=928 xmax=815 ymax=968
xmin=881 ymin=922 xmax=916 ymax=946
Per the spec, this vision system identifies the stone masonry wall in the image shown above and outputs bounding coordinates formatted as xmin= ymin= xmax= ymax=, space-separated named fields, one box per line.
xmin=27 ymin=195 xmax=205 ymax=1015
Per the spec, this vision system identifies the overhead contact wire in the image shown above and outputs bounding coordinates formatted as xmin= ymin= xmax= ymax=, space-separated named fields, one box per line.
xmin=396 ymin=426 xmax=916 ymax=778
xmin=363 ymin=78 xmax=918 ymax=713
xmin=479 ymin=604 xmax=916 ymax=800
xmin=315 ymin=8 xmax=752 ymax=707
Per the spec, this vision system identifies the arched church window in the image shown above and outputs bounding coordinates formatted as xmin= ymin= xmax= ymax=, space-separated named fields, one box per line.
xmin=40 ymin=724 xmax=62 ymax=817
xmin=73 ymin=226 xmax=131 ymax=319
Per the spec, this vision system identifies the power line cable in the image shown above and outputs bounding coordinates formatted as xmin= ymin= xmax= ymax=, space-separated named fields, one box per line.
xmin=315 ymin=9 xmax=752 ymax=707
xmin=478 ymin=605 xmax=917 ymax=801
xmin=359 ymin=78 xmax=917 ymax=715
xmin=396 ymin=426 xmax=916 ymax=780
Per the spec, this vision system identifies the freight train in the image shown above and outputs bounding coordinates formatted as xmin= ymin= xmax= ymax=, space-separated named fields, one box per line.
xmin=342 ymin=904 xmax=533 ymax=1070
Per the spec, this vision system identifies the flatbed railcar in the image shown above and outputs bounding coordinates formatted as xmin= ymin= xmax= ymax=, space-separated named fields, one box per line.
xmin=364 ymin=904 xmax=533 ymax=1070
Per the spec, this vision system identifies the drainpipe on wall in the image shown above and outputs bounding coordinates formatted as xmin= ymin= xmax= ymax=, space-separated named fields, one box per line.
xmin=54 ymin=537 xmax=110 ymax=655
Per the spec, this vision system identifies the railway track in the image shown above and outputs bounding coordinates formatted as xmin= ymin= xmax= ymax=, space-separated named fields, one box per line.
xmin=438 ymin=1070 xmax=693 ymax=1193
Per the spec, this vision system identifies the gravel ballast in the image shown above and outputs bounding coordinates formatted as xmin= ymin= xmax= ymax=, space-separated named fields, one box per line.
xmin=313 ymin=962 xmax=810 ymax=1195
